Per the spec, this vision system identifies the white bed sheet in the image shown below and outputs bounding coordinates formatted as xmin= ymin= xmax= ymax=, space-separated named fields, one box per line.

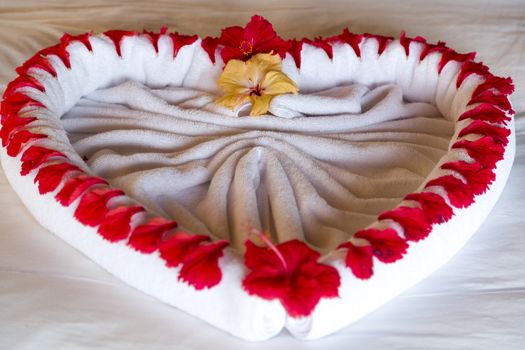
xmin=0 ymin=0 xmax=524 ymax=348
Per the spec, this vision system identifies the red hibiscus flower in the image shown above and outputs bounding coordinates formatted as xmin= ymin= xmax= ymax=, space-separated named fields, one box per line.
xmin=218 ymin=15 xmax=289 ymax=64
xmin=242 ymin=238 xmax=340 ymax=318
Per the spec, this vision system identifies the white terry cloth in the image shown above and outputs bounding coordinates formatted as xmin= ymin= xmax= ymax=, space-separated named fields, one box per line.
xmin=62 ymin=80 xmax=453 ymax=253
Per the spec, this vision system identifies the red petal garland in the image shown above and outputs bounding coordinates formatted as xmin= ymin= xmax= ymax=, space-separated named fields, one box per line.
xmin=1 ymin=115 xmax=36 ymax=147
xmin=55 ymin=174 xmax=108 ymax=206
xmin=98 ymin=205 xmax=145 ymax=242
xmin=441 ymin=161 xmax=496 ymax=195
xmin=425 ymin=175 xmax=475 ymax=208
xmin=399 ymin=32 xmax=426 ymax=57
xmin=143 ymin=27 xmax=166 ymax=53
xmin=178 ymin=240 xmax=229 ymax=290
xmin=20 ymin=145 xmax=65 ymax=175
xmin=74 ymin=188 xmax=124 ymax=227
xmin=303 ymin=37 xmax=333 ymax=59
xmin=458 ymin=120 xmax=510 ymax=146
xmin=378 ymin=206 xmax=432 ymax=241
xmin=34 ymin=162 xmax=79 ymax=194
xmin=104 ymin=30 xmax=138 ymax=57
xmin=330 ymin=28 xmax=363 ymax=57
xmin=4 ymin=75 xmax=45 ymax=98
xmin=38 ymin=43 xmax=71 ymax=69
xmin=242 ymin=239 xmax=340 ymax=318
xmin=127 ymin=217 xmax=178 ymax=253
xmin=468 ymin=91 xmax=513 ymax=113
xmin=16 ymin=54 xmax=57 ymax=77
xmin=458 ymin=103 xmax=510 ymax=124
xmin=337 ymin=241 xmax=374 ymax=279
xmin=363 ymin=33 xmax=393 ymax=55
xmin=159 ymin=232 xmax=210 ymax=267
xmin=452 ymin=136 xmax=505 ymax=168
xmin=1 ymin=94 xmax=45 ymax=121
xmin=355 ymin=228 xmax=408 ymax=263
xmin=169 ymin=32 xmax=198 ymax=58
xmin=437 ymin=49 xmax=475 ymax=74
xmin=419 ymin=41 xmax=446 ymax=61
xmin=288 ymin=39 xmax=303 ymax=68
xmin=404 ymin=192 xmax=454 ymax=224
xmin=471 ymin=75 xmax=514 ymax=98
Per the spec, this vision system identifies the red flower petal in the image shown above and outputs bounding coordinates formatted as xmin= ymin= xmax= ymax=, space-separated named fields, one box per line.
xmin=303 ymin=37 xmax=333 ymax=59
xmin=378 ymin=206 xmax=432 ymax=242
xmin=201 ymin=36 xmax=219 ymax=63
xmin=287 ymin=39 xmax=303 ymax=68
xmin=127 ymin=217 xmax=178 ymax=253
xmin=1 ymin=94 xmax=45 ymax=121
xmin=19 ymin=145 xmax=65 ymax=176
xmin=337 ymin=241 xmax=374 ymax=279
xmin=242 ymin=239 xmax=340 ymax=317
xmin=38 ymin=43 xmax=71 ymax=69
xmin=34 ymin=162 xmax=79 ymax=194
xmin=363 ymin=33 xmax=393 ymax=55
xmin=468 ymin=91 xmax=513 ymax=113
xmin=355 ymin=228 xmax=408 ymax=263
xmin=60 ymin=32 xmax=93 ymax=52
xmin=74 ymin=188 xmax=124 ymax=227
xmin=178 ymin=240 xmax=229 ymax=290
xmin=471 ymin=75 xmax=514 ymax=98
xmin=55 ymin=174 xmax=108 ymax=206
xmin=159 ymin=232 xmax=210 ymax=267
xmin=458 ymin=103 xmax=510 ymax=124
xmin=219 ymin=25 xmax=245 ymax=48
xmin=399 ymin=32 xmax=426 ymax=57
xmin=419 ymin=40 xmax=447 ymax=61
xmin=437 ymin=49 xmax=475 ymax=74
xmin=4 ymin=75 xmax=45 ymax=98
xmin=441 ymin=161 xmax=496 ymax=195
xmin=98 ymin=205 xmax=145 ymax=242
xmin=452 ymin=136 xmax=505 ymax=169
xmin=1 ymin=115 xmax=37 ymax=147
xmin=425 ymin=175 xmax=474 ymax=208
xmin=458 ymin=120 xmax=510 ymax=146
xmin=6 ymin=130 xmax=47 ymax=157
xmin=169 ymin=32 xmax=198 ymax=58
xmin=330 ymin=28 xmax=362 ymax=57
xmin=16 ymin=54 xmax=57 ymax=77
xmin=143 ymin=27 xmax=166 ymax=53
xmin=404 ymin=192 xmax=454 ymax=224
xmin=457 ymin=61 xmax=489 ymax=88
xmin=104 ymin=30 xmax=137 ymax=57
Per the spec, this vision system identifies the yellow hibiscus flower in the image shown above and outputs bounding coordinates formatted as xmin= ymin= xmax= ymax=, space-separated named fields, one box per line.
xmin=216 ymin=53 xmax=299 ymax=116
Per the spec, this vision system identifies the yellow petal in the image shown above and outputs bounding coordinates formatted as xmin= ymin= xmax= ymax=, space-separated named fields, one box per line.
xmin=250 ymin=53 xmax=282 ymax=71
xmin=250 ymin=94 xmax=273 ymax=116
xmin=217 ymin=59 xmax=250 ymax=93
xmin=261 ymin=70 xmax=299 ymax=96
xmin=216 ymin=94 xmax=250 ymax=110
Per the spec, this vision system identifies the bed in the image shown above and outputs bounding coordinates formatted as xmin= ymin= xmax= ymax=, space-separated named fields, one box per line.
xmin=1 ymin=0 xmax=524 ymax=348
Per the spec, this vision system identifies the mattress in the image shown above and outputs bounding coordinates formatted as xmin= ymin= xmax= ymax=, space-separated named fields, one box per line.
xmin=1 ymin=0 xmax=524 ymax=348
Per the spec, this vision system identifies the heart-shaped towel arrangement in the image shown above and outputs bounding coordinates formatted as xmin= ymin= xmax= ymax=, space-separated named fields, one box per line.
xmin=0 ymin=15 xmax=515 ymax=340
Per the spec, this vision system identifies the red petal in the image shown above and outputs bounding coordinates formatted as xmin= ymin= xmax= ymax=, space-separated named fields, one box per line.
xmin=20 ymin=145 xmax=65 ymax=175
xmin=178 ymin=240 xmax=229 ymax=290
xmin=458 ymin=120 xmax=510 ymax=146
xmin=468 ymin=91 xmax=513 ymax=113
xmin=287 ymin=39 xmax=303 ymax=68
xmin=98 ymin=206 xmax=144 ymax=242
xmin=425 ymin=175 xmax=474 ymax=208
xmin=399 ymin=32 xmax=426 ymax=57
xmin=6 ymin=130 xmax=47 ymax=157
xmin=34 ymin=162 xmax=79 ymax=194
xmin=74 ymin=188 xmax=124 ymax=227
xmin=103 ymin=30 xmax=137 ymax=57
xmin=169 ymin=32 xmax=198 ymax=58
xmin=1 ymin=115 xmax=37 ymax=147
xmin=378 ymin=206 xmax=432 ymax=241
xmin=16 ymin=54 xmax=57 ymax=77
xmin=419 ymin=41 xmax=447 ymax=61
xmin=363 ymin=33 xmax=393 ymax=55
xmin=338 ymin=241 xmax=374 ymax=279
xmin=404 ymin=192 xmax=454 ymax=224
xmin=4 ymin=75 xmax=45 ymax=98
xmin=355 ymin=228 xmax=408 ymax=263
xmin=441 ymin=161 xmax=496 ymax=195
xmin=127 ymin=217 xmax=177 ymax=253
xmin=303 ymin=37 xmax=333 ymax=59
xmin=218 ymin=25 xmax=244 ymax=48
xmin=438 ymin=49 xmax=476 ymax=74
xmin=330 ymin=28 xmax=362 ymax=57
xmin=457 ymin=61 xmax=489 ymax=88
xmin=60 ymin=32 xmax=93 ymax=52
xmin=201 ymin=36 xmax=219 ymax=63
xmin=245 ymin=15 xmax=289 ymax=59
xmin=472 ymin=75 xmax=514 ymax=98
xmin=452 ymin=136 xmax=505 ymax=168
xmin=458 ymin=103 xmax=510 ymax=124
xmin=243 ymin=240 xmax=283 ymax=272
xmin=38 ymin=43 xmax=71 ymax=69
xmin=159 ymin=232 xmax=210 ymax=267
xmin=1 ymin=93 xmax=45 ymax=120
xmin=277 ymin=239 xmax=321 ymax=272
xmin=55 ymin=174 xmax=107 ymax=206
